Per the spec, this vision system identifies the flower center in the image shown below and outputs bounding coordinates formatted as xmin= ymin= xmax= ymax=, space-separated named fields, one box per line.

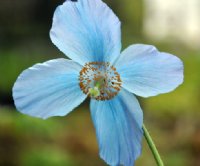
xmin=79 ymin=62 xmax=122 ymax=101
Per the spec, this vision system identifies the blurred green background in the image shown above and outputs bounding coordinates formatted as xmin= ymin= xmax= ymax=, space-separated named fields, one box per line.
xmin=0 ymin=0 xmax=200 ymax=166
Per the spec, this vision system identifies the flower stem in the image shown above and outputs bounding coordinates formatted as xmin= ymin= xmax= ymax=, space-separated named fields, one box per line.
xmin=142 ymin=124 xmax=164 ymax=166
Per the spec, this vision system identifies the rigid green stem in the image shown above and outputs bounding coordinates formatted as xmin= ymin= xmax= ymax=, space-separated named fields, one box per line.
xmin=143 ymin=124 xmax=164 ymax=166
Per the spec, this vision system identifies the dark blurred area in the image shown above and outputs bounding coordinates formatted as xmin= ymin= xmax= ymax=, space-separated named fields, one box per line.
xmin=0 ymin=0 xmax=62 ymax=46
xmin=0 ymin=0 xmax=200 ymax=166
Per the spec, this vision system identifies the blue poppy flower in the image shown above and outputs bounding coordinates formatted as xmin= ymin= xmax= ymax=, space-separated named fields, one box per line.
xmin=12 ymin=0 xmax=183 ymax=165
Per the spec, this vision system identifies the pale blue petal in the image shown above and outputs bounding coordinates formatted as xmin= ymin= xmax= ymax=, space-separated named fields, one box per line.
xmin=50 ymin=0 xmax=121 ymax=66
xmin=90 ymin=89 xmax=143 ymax=166
xmin=115 ymin=44 xmax=184 ymax=97
xmin=13 ymin=59 xmax=87 ymax=119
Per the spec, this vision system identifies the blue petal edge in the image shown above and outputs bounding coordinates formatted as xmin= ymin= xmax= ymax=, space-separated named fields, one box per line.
xmin=13 ymin=58 xmax=87 ymax=119
xmin=50 ymin=0 xmax=121 ymax=65
xmin=90 ymin=89 xmax=143 ymax=166
xmin=115 ymin=44 xmax=184 ymax=97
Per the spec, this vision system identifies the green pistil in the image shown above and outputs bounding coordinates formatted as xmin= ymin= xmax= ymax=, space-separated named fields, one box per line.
xmin=89 ymin=87 xmax=100 ymax=98
xmin=89 ymin=79 xmax=105 ymax=98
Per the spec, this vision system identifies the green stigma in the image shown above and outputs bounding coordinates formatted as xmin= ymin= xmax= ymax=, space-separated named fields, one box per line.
xmin=89 ymin=86 xmax=100 ymax=98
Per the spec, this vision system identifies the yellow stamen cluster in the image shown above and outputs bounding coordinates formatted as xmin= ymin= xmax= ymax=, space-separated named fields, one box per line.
xmin=79 ymin=62 xmax=122 ymax=101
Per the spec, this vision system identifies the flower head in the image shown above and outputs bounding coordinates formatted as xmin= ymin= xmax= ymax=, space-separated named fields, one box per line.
xmin=12 ymin=0 xmax=184 ymax=165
